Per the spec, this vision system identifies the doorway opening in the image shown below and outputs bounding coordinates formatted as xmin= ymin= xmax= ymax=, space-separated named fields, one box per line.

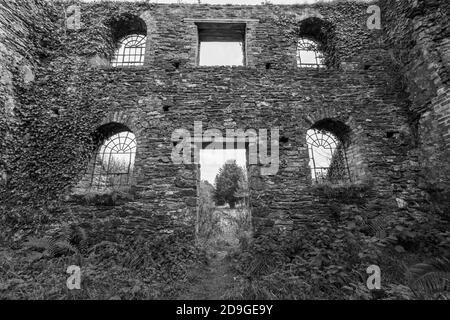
xmin=197 ymin=147 xmax=251 ymax=250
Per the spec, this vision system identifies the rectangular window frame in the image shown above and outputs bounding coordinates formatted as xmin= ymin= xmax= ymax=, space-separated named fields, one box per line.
xmin=185 ymin=19 xmax=258 ymax=67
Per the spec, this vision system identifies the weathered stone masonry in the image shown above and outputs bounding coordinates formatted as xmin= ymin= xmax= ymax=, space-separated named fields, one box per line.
xmin=0 ymin=1 xmax=448 ymax=240
xmin=381 ymin=0 xmax=450 ymax=214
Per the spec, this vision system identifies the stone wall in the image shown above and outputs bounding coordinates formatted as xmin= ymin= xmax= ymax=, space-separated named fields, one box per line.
xmin=0 ymin=0 xmax=54 ymax=189
xmin=1 ymin=1 xmax=447 ymax=239
xmin=381 ymin=0 xmax=450 ymax=216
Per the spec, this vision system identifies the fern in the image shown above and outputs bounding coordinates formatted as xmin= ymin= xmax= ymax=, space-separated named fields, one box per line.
xmin=47 ymin=238 xmax=78 ymax=257
xmin=368 ymin=217 xmax=388 ymax=238
xmin=406 ymin=257 xmax=450 ymax=294
xmin=23 ymin=236 xmax=51 ymax=251
xmin=244 ymin=254 xmax=279 ymax=278
xmin=23 ymin=224 xmax=88 ymax=258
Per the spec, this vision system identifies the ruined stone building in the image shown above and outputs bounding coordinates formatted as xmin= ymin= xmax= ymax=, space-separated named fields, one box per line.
xmin=0 ymin=0 xmax=448 ymax=240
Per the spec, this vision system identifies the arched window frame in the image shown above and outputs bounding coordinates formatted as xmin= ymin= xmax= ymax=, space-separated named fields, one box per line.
xmin=306 ymin=126 xmax=351 ymax=184
xmin=111 ymin=34 xmax=147 ymax=67
xmin=296 ymin=37 xmax=325 ymax=69
xmin=89 ymin=130 xmax=137 ymax=190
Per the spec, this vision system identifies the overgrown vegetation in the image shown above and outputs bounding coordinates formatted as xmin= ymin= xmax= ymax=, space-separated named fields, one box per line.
xmin=197 ymin=180 xmax=222 ymax=246
xmin=223 ymin=205 xmax=450 ymax=300
xmin=0 ymin=220 xmax=206 ymax=299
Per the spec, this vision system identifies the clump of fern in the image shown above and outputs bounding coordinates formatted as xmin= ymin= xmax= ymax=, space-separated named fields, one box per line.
xmin=23 ymin=223 xmax=88 ymax=260
xmin=406 ymin=257 xmax=450 ymax=297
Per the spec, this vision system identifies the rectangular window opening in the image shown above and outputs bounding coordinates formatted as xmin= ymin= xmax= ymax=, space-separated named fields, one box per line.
xmin=196 ymin=22 xmax=246 ymax=66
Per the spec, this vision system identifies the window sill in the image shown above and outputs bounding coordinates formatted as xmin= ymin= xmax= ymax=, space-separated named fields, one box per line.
xmin=194 ymin=65 xmax=249 ymax=69
xmin=67 ymin=188 xmax=135 ymax=206
xmin=310 ymin=181 xmax=373 ymax=203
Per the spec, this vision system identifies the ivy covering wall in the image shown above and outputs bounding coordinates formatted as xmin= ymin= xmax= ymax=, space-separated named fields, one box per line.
xmin=0 ymin=0 xmax=448 ymax=239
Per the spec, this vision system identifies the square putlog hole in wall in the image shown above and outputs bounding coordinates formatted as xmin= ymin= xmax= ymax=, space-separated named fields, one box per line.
xmin=196 ymin=22 xmax=246 ymax=66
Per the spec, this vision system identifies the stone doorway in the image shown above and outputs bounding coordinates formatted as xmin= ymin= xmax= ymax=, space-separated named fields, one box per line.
xmin=196 ymin=147 xmax=252 ymax=250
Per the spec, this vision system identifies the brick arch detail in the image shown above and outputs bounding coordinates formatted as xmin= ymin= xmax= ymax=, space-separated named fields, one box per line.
xmin=97 ymin=111 xmax=139 ymax=138
xmin=301 ymin=106 xmax=350 ymax=129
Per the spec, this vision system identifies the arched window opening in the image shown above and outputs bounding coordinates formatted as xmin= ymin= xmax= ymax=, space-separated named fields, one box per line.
xmin=111 ymin=34 xmax=147 ymax=67
xmin=297 ymin=38 xmax=324 ymax=68
xmin=89 ymin=131 xmax=136 ymax=190
xmin=109 ymin=13 xmax=147 ymax=67
xmin=295 ymin=17 xmax=335 ymax=69
xmin=306 ymin=120 xmax=351 ymax=184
